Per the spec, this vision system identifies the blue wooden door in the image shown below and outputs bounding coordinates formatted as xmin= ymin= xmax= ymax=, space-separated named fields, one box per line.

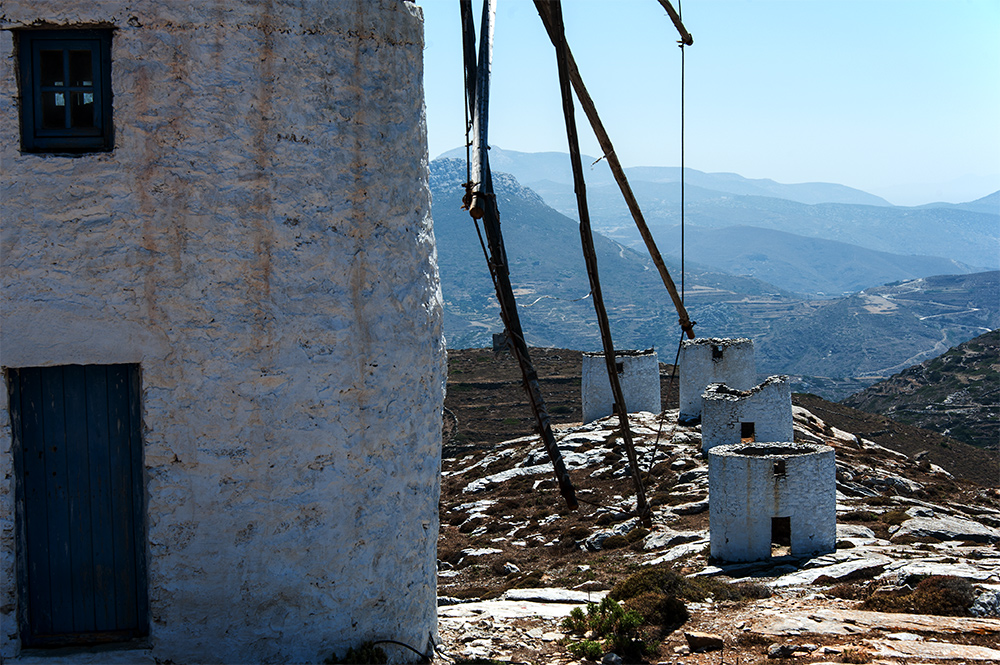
xmin=8 ymin=364 xmax=148 ymax=647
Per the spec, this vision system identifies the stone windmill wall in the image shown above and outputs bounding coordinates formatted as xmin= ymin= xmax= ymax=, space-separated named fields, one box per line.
xmin=700 ymin=376 xmax=793 ymax=452
xmin=0 ymin=1 xmax=444 ymax=662
xmin=678 ymin=338 xmax=756 ymax=422
xmin=581 ymin=349 xmax=661 ymax=423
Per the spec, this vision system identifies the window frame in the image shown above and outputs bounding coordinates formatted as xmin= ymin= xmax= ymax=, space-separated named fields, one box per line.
xmin=18 ymin=28 xmax=114 ymax=153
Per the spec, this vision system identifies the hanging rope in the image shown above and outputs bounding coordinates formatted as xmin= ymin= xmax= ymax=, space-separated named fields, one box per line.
xmin=679 ymin=0 xmax=687 ymax=304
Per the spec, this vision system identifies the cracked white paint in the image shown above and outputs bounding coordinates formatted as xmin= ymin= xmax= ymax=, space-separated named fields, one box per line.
xmin=0 ymin=2 xmax=443 ymax=663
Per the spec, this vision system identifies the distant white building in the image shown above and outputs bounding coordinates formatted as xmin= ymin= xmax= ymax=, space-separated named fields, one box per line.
xmin=581 ymin=349 xmax=661 ymax=423
xmin=708 ymin=442 xmax=836 ymax=562
xmin=678 ymin=338 xmax=756 ymax=423
xmin=1 ymin=2 xmax=444 ymax=662
xmin=700 ymin=375 xmax=793 ymax=452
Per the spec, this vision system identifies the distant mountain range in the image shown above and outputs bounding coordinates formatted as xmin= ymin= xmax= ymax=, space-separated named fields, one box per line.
xmin=440 ymin=146 xmax=1000 ymax=290
xmin=842 ymin=330 xmax=999 ymax=451
xmin=430 ymin=157 xmax=1000 ymax=398
xmin=439 ymin=146 xmax=895 ymax=206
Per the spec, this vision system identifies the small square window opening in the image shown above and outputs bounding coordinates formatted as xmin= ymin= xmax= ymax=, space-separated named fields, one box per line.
xmin=17 ymin=29 xmax=113 ymax=153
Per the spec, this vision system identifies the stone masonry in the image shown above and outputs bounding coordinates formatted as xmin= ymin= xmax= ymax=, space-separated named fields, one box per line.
xmin=0 ymin=2 xmax=444 ymax=663
xmin=700 ymin=375 xmax=793 ymax=452
xmin=678 ymin=338 xmax=756 ymax=423
xmin=708 ymin=442 xmax=837 ymax=562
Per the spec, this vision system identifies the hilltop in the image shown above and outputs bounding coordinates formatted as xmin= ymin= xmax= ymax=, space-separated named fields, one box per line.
xmin=436 ymin=347 xmax=1000 ymax=664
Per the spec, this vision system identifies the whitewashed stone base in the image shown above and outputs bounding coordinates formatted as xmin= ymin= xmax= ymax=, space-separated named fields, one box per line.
xmin=581 ymin=349 xmax=660 ymax=423
xmin=708 ymin=442 xmax=836 ymax=562
xmin=701 ymin=376 xmax=793 ymax=452
xmin=1 ymin=2 xmax=443 ymax=663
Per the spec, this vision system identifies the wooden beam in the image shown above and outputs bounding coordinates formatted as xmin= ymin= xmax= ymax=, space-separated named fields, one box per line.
xmin=462 ymin=0 xmax=578 ymax=510
xmin=657 ymin=0 xmax=693 ymax=45
xmin=539 ymin=0 xmax=651 ymax=527
xmin=535 ymin=2 xmax=696 ymax=339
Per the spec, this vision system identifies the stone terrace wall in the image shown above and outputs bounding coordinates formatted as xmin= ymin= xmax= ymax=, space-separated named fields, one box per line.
xmin=0 ymin=1 xmax=443 ymax=662
xmin=581 ymin=349 xmax=660 ymax=423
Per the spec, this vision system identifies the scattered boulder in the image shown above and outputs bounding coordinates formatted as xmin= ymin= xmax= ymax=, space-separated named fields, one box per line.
xmin=969 ymin=589 xmax=1000 ymax=618
xmin=767 ymin=643 xmax=796 ymax=658
xmin=684 ymin=631 xmax=724 ymax=652
xmin=891 ymin=514 xmax=1000 ymax=544
xmin=672 ymin=498 xmax=710 ymax=515
xmin=643 ymin=528 xmax=702 ymax=551
xmin=602 ymin=652 xmax=623 ymax=665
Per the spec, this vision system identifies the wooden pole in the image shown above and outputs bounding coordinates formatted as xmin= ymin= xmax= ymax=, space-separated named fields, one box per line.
xmin=540 ymin=0 xmax=651 ymax=527
xmin=656 ymin=0 xmax=694 ymax=45
xmin=461 ymin=0 xmax=578 ymax=510
xmin=535 ymin=1 xmax=695 ymax=340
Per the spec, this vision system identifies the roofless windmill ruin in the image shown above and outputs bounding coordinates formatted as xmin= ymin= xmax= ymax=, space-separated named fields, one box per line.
xmin=1 ymin=0 xmax=834 ymax=662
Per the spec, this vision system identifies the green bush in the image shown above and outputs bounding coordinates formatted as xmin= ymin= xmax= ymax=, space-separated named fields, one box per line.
xmin=560 ymin=597 xmax=652 ymax=662
xmin=566 ymin=639 xmax=603 ymax=661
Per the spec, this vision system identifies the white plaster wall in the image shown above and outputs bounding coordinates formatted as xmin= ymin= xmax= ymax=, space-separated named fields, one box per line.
xmin=581 ymin=350 xmax=660 ymax=423
xmin=700 ymin=376 xmax=793 ymax=452
xmin=678 ymin=338 xmax=756 ymax=422
xmin=708 ymin=443 xmax=836 ymax=562
xmin=0 ymin=2 xmax=444 ymax=663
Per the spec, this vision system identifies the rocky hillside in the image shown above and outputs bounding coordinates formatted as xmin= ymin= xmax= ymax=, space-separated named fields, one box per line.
xmin=435 ymin=348 xmax=1000 ymax=664
xmin=842 ymin=330 xmax=1000 ymax=451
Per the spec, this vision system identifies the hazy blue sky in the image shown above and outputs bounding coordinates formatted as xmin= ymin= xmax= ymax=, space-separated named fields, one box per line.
xmin=420 ymin=0 xmax=1000 ymax=206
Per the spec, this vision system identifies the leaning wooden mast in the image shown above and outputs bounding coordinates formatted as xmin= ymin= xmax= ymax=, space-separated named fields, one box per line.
xmin=460 ymin=0 xmax=578 ymax=510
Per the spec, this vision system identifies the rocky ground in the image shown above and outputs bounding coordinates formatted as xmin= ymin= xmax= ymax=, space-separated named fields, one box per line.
xmin=433 ymin=349 xmax=1000 ymax=664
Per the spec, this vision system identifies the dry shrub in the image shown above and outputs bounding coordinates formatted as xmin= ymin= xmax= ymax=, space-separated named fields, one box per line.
xmin=458 ymin=517 xmax=485 ymax=534
xmin=880 ymin=509 xmax=909 ymax=526
xmin=828 ymin=583 xmax=869 ymax=600
xmin=841 ymin=646 xmax=872 ymax=663
xmin=734 ymin=581 xmax=773 ymax=600
xmin=861 ymin=575 xmax=975 ymax=616
xmin=447 ymin=511 xmax=469 ymax=526
xmin=840 ymin=510 xmax=878 ymax=522
xmin=602 ymin=535 xmax=628 ymax=550
xmin=626 ymin=527 xmax=651 ymax=543
xmin=623 ymin=591 xmax=689 ymax=629
xmin=610 ymin=565 xmax=761 ymax=604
